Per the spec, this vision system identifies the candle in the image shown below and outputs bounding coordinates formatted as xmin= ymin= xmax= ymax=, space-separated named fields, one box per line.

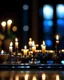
xmin=9 ymin=42 xmax=13 ymax=52
xmin=28 ymin=38 xmax=32 ymax=46
xmin=15 ymin=38 xmax=18 ymax=49
xmin=41 ymin=41 xmax=46 ymax=53
xmin=56 ymin=35 xmax=59 ymax=44
xmin=32 ymin=41 xmax=36 ymax=52
xmin=22 ymin=46 xmax=28 ymax=55
xmin=1 ymin=21 xmax=6 ymax=32
xmin=7 ymin=19 xmax=12 ymax=33
xmin=1 ymin=50 xmax=4 ymax=54
xmin=42 ymin=74 xmax=46 ymax=80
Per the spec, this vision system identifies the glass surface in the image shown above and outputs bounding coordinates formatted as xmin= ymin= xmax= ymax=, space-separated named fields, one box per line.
xmin=0 ymin=70 xmax=64 ymax=80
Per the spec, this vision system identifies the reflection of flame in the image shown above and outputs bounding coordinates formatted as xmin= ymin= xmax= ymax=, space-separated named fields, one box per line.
xmin=1 ymin=50 xmax=4 ymax=54
xmin=42 ymin=74 xmax=46 ymax=80
xmin=25 ymin=74 xmax=29 ymax=80
xmin=56 ymin=75 xmax=60 ymax=80
xmin=32 ymin=76 xmax=37 ymax=80
xmin=15 ymin=75 xmax=19 ymax=80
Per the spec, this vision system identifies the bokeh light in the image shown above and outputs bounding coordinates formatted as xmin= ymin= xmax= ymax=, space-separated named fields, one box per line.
xmin=56 ymin=4 xmax=64 ymax=18
xmin=57 ymin=19 xmax=64 ymax=36
xmin=23 ymin=25 xmax=29 ymax=31
xmin=43 ymin=20 xmax=53 ymax=32
xmin=45 ymin=39 xmax=52 ymax=46
xmin=57 ymin=19 xmax=64 ymax=26
xmin=22 ymin=4 xmax=29 ymax=10
xmin=12 ymin=26 xmax=17 ymax=32
xmin=43 ymin=5 xmax=53 ymax=19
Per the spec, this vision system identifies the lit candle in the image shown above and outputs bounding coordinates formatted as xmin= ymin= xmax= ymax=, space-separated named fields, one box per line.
xmin=7 ymin=19 xmax=12 ymax=33
xmin=56 ymin=75 xmax=60 ymax=80
xmin=1 ymin=50 xmax=4 ymax=54
xmin=32 ymin=41 xmax=36 ymax=52
xmin=15 ymin=38 xmax=18 ymax=49
xmin=56 ymin=35 xmax=59 ymax=44
xmin=1 ymin=21 xmax=6 ymax=32
xmin=42 ymin=74 xmax=46 ymax=80
xmin=22 ymin=45 xmax=28 ymax=55
xmin=9 ymin=42 xmax=13 ymax=52
xmin=41 ymin=41 xmax=46 ymax=53
xmin=28 ymin=38 xmax=32 ymax=46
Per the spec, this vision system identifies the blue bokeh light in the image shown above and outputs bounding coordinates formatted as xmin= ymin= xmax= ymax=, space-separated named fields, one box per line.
xmin=57 ymin=19 xmax=64 ymax=26
xmin=56 ymin=4 xmax=64 ymax=18
xmin=61 ymin=60 xmax=64 ymax=64
xmin=57 ymin=19 xmax=64 ymax=36
xmin=47 ymin=60 xmax=54 ymax=64
xmin=45 ymin=40 xmax=52 ymax=46
xmin=43 ymin=5 xmax=53 ymax=19
xmin=43 ymin=20 xmax=53 ymax=32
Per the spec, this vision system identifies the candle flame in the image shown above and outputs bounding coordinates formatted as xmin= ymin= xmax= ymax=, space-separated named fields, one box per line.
xmin=7 ymin=19 xmax=12 ymax=25
xmin=24 ymin=45 xmax=27 ymax=49
xmin=10 ymin=42 xmax=13 ymax=46
xmin=1 ymin=21 xmax=6 ymax=27
xmin=1 ymin=50 xmax=4 ymax=54
xmin=56 ymin=35 xmax=59 ymax=40
xmin=29 ymin=38 xmax=32 ymax=41
xmin=43 ymin=41 xmax=45 ymax=45
xmin=15 ymin=38 xmax=18 ymax=42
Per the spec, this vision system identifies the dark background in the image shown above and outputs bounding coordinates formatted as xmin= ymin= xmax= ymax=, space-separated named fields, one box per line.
xmin=0 ymin=0 xmax=64 ymax=51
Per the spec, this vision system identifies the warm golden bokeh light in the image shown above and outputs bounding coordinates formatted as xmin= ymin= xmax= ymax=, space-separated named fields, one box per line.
xmin=7 ymin=19 xmax=12 ymax=26
xmin=0 ymin=34 xmax=5 ymax=40
xmin=12 ymin=26 xmax=17 ymax=32
xmin=1 ymin=21 xmax=6 ymax=27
